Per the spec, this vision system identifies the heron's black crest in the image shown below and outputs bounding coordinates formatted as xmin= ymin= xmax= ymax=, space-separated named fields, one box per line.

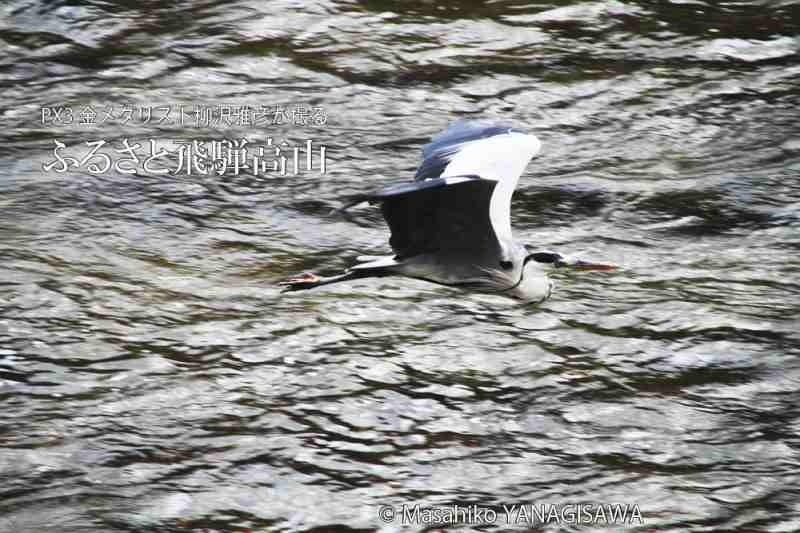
xmin=525 ymin=251 xmax=564 ymax=265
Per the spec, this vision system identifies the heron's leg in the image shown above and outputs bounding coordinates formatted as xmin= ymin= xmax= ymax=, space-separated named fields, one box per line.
xmin=279 ymin=266 xmax=391 ymax=292
xmin=279 ymin=270 xmax=360 ymax=292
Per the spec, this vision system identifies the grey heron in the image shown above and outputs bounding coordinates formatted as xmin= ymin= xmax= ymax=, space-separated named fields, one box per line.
xmin=280 ymin=120 xmax=616 ymax=303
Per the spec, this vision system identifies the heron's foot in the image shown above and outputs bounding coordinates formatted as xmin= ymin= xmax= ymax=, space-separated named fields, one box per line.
xmin=279 ymin=272 xmax=322 ymax=292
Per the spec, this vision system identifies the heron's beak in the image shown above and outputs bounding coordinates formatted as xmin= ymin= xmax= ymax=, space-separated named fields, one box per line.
xmin=564 ymin=259 xmax=618 ymax=272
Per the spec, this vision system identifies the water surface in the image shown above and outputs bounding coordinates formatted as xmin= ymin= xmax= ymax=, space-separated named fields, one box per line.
xmin=1 ymin=1 xmax=800 ymax=532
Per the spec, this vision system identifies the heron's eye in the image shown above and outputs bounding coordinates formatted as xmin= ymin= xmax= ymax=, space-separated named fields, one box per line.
xmin=499 ymin=260 xmax=513 ymax=270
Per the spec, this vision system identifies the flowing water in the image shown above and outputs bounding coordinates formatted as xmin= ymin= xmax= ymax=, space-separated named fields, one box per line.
xmin=2 ymin=1 xmax=800 ymax=532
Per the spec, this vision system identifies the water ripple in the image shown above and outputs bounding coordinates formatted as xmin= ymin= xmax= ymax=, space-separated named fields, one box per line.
xmin=2 ymin=0 xmax=800 ymax=532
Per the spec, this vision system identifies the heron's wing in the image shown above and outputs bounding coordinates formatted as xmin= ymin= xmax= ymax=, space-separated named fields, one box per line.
xmin=415 ymin=120 xmax=526 ymax=181
xmin=414 ymin=120 xmax=541 ymax=246
xmin=380 ymin=178 xmax=498 ymax=260
xmin=342 ymin=121 xmax=540 ymax=261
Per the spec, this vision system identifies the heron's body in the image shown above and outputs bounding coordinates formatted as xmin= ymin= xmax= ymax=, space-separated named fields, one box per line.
xmin=281 ymin=120 xmax=615 ymax=302
xmin=350 ymin=240 xmax=552 ymax=302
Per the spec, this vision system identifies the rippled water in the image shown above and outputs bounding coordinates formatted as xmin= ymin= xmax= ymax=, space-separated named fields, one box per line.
xmin=2 ymin=1 xmax=800 ymax=532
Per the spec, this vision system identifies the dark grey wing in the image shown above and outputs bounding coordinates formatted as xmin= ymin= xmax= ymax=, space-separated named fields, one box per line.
xmin=378 ymin=178 xmax=500 ymax=260
xmin=414 ymin=120 xmax=525 ymax=181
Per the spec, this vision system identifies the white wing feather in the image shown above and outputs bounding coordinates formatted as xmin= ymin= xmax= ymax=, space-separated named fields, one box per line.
xmin=438 ymin=131 xmax=541 ymax=245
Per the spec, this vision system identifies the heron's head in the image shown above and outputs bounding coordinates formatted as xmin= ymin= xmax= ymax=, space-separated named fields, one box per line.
xmin=500 ymin=249 xmax=616 ymax=303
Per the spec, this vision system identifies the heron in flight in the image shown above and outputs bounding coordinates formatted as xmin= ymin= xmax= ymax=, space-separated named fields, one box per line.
xmin=280 ymin=120 xmax=616 ymax=303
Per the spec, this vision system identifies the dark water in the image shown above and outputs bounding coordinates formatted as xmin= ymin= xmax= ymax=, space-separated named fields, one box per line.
xmin=2 ymin=1 xmax=800 ymax=532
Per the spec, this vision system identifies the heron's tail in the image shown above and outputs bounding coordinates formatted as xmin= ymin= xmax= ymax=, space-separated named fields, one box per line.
xmin=353 ymin=255 xmax=399 ymax=269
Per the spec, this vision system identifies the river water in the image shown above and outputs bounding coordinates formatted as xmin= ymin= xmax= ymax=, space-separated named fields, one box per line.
xmin=1 ymin=1 xmax=800 ymax=532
